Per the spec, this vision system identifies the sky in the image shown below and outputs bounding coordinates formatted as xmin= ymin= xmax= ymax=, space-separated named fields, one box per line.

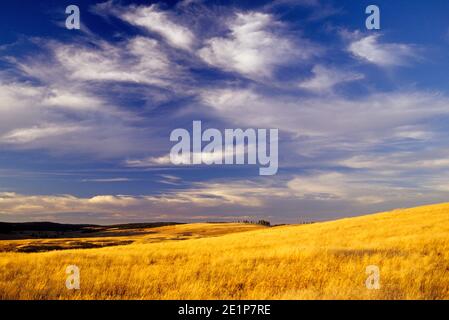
xmin=1 ymin=0 xmax=449 ymax=224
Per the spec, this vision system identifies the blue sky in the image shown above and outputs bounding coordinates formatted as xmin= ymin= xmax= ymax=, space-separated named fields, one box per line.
xmin=1 ymin=0 xmax=449 ymax=224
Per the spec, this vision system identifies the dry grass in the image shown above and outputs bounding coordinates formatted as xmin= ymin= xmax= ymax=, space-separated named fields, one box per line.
xmin=1 ymin=204 xmax=449 ymax=300
xmin=0 ymin=223 xmax=263 ymax=253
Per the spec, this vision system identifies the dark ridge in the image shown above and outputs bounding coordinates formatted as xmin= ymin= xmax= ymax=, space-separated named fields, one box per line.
xmin=0 ymin=222 xmax=95 ymax=233
xmin=0 ymin=221 xmax=182 ymax=234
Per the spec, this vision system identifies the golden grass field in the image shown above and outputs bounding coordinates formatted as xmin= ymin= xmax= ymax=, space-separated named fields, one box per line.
xmin=1 ymin=203 xmax=449 ymax=300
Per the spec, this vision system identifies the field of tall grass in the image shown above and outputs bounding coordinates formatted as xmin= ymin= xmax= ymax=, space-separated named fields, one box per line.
xmin=1 ymin=203 xmax=449 ymax=299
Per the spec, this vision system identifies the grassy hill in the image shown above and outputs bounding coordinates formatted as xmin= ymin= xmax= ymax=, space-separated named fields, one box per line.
xmin=0 ymin=203 xmax=448 ymax=299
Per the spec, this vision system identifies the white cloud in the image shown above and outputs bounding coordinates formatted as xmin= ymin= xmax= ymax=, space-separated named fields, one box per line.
xmin=0 ymin=125 xmax=83 ymax=144
xmin=348 ymin=34 xmax=416 ymax=66
xmin=393 ymin=125 xmax=433 ymax=140
xmin=0 ymin=81 xmax=156 ymax=157
xmin=200 ymin=88 xmax=449 ymax=140
xmin=43 ymin=89 xmax=104 ymax=111
xmin=0 ymin=180 xmax=269 ymax=219
xmin=0 ymin=170 xmax=436 ymax=222
xmin=199 ymin=86 xmax=449 ymax=181
xmin=0 ymin=192 xmax=143 ymax=216
xmin=0 ymin=83 xmax=83 ymax=134
xmin=0 ymin=34 xmax=181 ymax=158
xmin=125 ymin=145 xmax=248 ymax=167
xmin=340 ymin=151 xmax=449 ymax=171
xmin=158 ymin=174 xmax=182 ymax=186
xmin=0 ymin=83 xmax=103 ymax=113
xmin=299 ymin=65 xmax=363 ymax=92
xmin=287 ymin=172 xmax=345 ymax=199
xmin=286 ymin=171 xmax=426 ymax=205
xmin=125 ymin=155 xmax=173 ymax=167
xmin=81 ymin=178 xmax=132 ymax=183
xmin=287 ymin=172 xmax=385 ymax=203
xmin=53 ymin=37 xmax=174 ymax=86
xmin=103 ymin=3 xmax=195 ymax=50
xmin=198 ymin=12 xmax=313 ymax=79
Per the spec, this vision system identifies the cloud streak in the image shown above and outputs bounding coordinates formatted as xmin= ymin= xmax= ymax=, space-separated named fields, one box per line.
xmin=298 ymin=65 xmax=364 ymax=92
xmin=348 ymin=34 xmax=416 ymax=66
xmin=198 ymin=11 xmax=315 ymax=79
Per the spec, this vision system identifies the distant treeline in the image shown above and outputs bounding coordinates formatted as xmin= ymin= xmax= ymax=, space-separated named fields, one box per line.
xmin=237 ymin=220 xmax=316 ymax=226
xmin=237 ymin=220 xmax=271 ymax=227
xmin=298 ymin=221 xmax=316 ymax=225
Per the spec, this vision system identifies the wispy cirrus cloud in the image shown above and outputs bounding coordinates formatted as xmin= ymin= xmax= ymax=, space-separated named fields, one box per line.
xmin=53 ymin=37 xmax=176 ymax=86
xmin=81 ymin=178 xmax=133 ymax=183
xmin=198 ymin=11 xmax=316 ymax=79
xmin=0 ymin=125 xmax=84 ymax=144
xmin=0 ymin=80 xmax=160 ymax=157
xmin=347 ymin=34 xmax=417 ymax=67
xmin=96 ymin=1 xmax=195 ymax=50
xmin=199 ymin=87 xmax=449 ymax=140
xmin=121 ymin=5 xmax=195 ymax=50
xmin=125 ymin=145 xmax=249 ymax=168
xmin=0 ymin=35 xmax=180 ymax=158
xmin=298 ymin=64 xmax=364 ymax=92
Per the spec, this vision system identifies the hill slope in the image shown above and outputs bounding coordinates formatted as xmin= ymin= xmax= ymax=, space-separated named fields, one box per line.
xmin=1 ymin=203 xmax=448 ymax=299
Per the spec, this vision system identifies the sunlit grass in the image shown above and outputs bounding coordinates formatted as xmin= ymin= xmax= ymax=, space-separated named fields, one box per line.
xmin=1 ymin=204 xmax=448 ymax=299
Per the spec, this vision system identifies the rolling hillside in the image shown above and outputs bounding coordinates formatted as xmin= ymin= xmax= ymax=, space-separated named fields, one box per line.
xmin=0 ymin=203 xmax=448 ymax=299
